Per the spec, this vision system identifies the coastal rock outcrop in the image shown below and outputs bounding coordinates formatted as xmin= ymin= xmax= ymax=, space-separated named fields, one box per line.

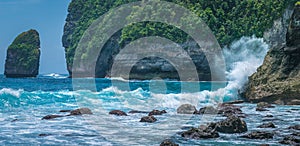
xmin=243 ymin=4 xmax=300 ymax=105
xmin=4 ymin=29 xmax=40 ymax=78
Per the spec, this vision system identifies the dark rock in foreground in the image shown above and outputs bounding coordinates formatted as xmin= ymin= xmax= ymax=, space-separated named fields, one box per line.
xmin=279 ymin=135 xmax=300 ymax=145
xmin=148 ymin=110 xmax=167 ymax=116
xmin=257 ymin=122 xmax=276 ymax=128
xmin=181 ymin=125 xmax=219 ymax=139
xmin=109 ymin=110 xmax=127 ymax=116
xmin=4 ymin=29 xmax=41 ymax=78
xmin=160 ymin=139 xmax=179 ymax=146
xmin=215 ymin=115 xmax=247 ymax=133
xmin=241 ymin=131 xmax=274 ymax=139
xmin=42 ymin=115 xmax=64 ymax=120
xmin=140 ymin=116 xmax=157 ymax=123
xmin=69 ymin=108 xmax=93 ymax=115
xmin=177 ymin=104 xmax=197 ymax=114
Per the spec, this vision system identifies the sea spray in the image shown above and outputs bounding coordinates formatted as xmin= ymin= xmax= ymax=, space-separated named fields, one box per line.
xmin=221 ymin=36 xmax=269 ymax=100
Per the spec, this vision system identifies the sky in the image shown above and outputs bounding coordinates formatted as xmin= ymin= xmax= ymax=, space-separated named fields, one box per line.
xmin=0 ymin=0 xmax=71 ymax=74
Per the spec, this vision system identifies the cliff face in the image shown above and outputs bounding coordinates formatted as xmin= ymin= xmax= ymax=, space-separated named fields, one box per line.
xmin=63 ymin=0 xmax=291 ymax=80
xmin=4 ymin=29 xmax=41 ymax=78
xmin=243 ymin=4 xmax=300 ymax=105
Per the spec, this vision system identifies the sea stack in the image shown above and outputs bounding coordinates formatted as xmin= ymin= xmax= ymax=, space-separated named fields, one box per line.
xmin=243 ymin=3 xmax=300 ymax=105
xmin=4 ymin=29 xmax=41 ymax=78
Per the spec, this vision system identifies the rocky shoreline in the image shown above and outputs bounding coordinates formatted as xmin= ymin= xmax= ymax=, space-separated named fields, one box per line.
xmin=38 ymin=101 xmax=300 ymax=145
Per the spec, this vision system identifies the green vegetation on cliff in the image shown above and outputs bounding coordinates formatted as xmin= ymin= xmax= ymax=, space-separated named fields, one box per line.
xmin=5 ymin=29 xmax=40 ymax=77
xmin=63 ymin=0 xmax=296 ymax=72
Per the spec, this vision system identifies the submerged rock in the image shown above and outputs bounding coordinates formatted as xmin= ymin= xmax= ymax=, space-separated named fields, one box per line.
xmin=69 ymin=108 xmax=93 ymax=115
xmin=148 ymin=110 xmax=167 ymax=116
xmin=241 ymin=131 xmax=274 ymax=139
xmin=256 ymin=107 xmax=269 ymax=111
xmin=257 ymin=102 xmax=275 ymax=108
xmin=109 ymin=110 xmax=127 ymax=116
xmin=4 ymin=29 xmax=40 ymax=78
xmin=177 ymin=104 xmax=197 ymax=114
xmin=59 ymin=110 xmax=72 ymax=113
xmin=243 ymin=3 xmax=300 ymax=105
xmin=42 ymin=115 xmax=64 ymax=120
xmin=215 ymin=115 xmax=248 ymax=133
xmin=140 ymin=116 xmax=157 ymax=123
xmin=160 ymin=139 xmax=179 ymax=146
xmin=181 ymin=125 xmax=219 ymax=139
xmin=257 ymin=122 xmax=276 ymax=128
xmin=289 ymin=125 xmax=300 ymax=130
xmin=128 ymin=110 xmax=149 ymax=114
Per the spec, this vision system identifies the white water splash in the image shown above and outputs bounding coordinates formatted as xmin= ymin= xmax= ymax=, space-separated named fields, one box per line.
xmin=0 ymin=88 xmax=23 ymax=98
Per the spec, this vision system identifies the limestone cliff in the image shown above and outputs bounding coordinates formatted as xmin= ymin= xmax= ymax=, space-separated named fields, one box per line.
xmin=63 ymin=0 xmax=291 ymax=80
xmin=243 ymin=4 xmax=300 ymax=105
xmin=4 ymin=29 xmax=41 ymax=78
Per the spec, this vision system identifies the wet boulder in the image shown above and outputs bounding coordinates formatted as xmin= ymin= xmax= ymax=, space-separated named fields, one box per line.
xmin=279 ymin=135 xmax=300 ymax=145
xmin=257 ymin=122 xmax=276 ymax=128
xmin=177 ymin=104 xmax=197 ymax=114
xmin=241 ymin=131 xmax=274 ymax=139
xmin=256 ymin=107 xmax=269 ymax=111
xmin=42 ymin=115 xmax=64 ymax=120
xmin=70 ymin=108 xmax=93 ymax=115
xmin=198 ymin=106 xmax=218 ymax=114
xmin=160 ymin=139 xmax=179 ymax=146
xmin=181 ymin=125 xmax=219 ymax=139
xmin=109 ymin=110 xmax=127 ymax=116
xmin=215 ymin=115 xmax=247 ymax=133
xmin=148 ymin=110 xmax=167 ymax=116
xmin=218 ymin=104 xmax=243 ymax=117
xmin=140 ymin=116 xmax=157 ymax=123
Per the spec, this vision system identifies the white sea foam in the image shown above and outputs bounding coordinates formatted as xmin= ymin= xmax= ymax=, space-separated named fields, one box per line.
xmin=0 ymin=88 xmax=23 ymax=98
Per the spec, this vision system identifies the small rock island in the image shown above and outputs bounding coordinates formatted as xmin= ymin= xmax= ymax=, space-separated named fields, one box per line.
xmin=4 ymin=29 xmax=41 ymax=78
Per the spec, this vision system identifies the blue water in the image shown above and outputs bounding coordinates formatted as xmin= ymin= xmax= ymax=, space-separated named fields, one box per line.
xmin=0 ymin=74 xmax=299 ymax=145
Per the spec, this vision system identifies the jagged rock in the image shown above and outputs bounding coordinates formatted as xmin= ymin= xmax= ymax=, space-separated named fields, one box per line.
xmin=181 ymin=125 xmax=220 ymax=139
xmin=177 ymin=104 xmax=197 ymax=114
xmin=4 ymin=29 xmax=40 ymax=78
xmin=140 ymin=116 xmax=157 ymax=123
xmin=109 ymin=110 xmax=127 ymax=116
xmin=148 ymin=110 xmax=167 ymax=116
xmin=241 ymin=131 xmax=274 ymax=139
xmin=42 ymin=115 xmax=64 ymax=120
xmin=69 ymin=108 xmax=93 ymax=115
xmin=215 ymin=115 xmax=248 ymax=133
xmin=257 ymin=122 xmax=276 ymax=128
xmin=39 ymin=134 xmax=52 ymax=137
xmin=279 ymin=135 xmax=300 ymax=145
xmin=243 ymin=3 xmax=300 ymax=105
xmin=160 ymin=139 xmax=179 ymax=146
